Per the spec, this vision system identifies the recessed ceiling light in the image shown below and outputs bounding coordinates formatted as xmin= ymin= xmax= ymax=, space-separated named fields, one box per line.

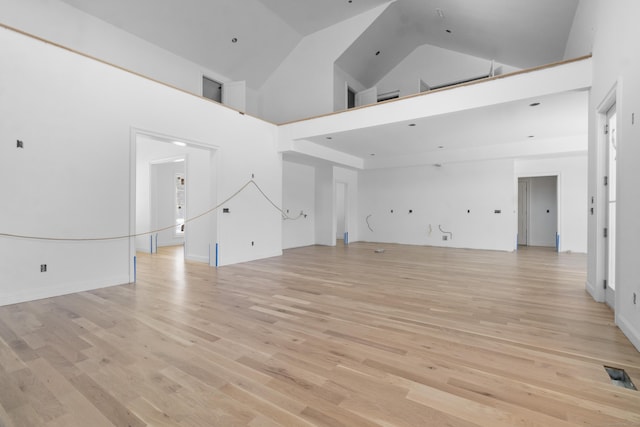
xmin=231 ymin=37 xmax=238 ymax=43
xmin=529 ymin=102 xmax=540 ymax=107
xmin=408 ymin=123 xmax=416 ymax=127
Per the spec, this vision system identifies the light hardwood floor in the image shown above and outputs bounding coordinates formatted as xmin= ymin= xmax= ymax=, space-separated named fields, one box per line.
xmin=0 ymin=243 xmax=639 ymax=426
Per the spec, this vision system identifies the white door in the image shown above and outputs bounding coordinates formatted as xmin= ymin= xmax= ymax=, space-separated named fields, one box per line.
xmin=518 ymin=179 xmax=528 ymax=246
xmin=222 ymin=80 xmax=246 ymax=112
xmin=355 ymin=86 xmax=377 ymax=107
xmin=605 ymin=104 xmax=617 ymax=309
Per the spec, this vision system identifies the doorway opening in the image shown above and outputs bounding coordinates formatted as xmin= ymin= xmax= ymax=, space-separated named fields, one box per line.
xmin=347 ymin=86 xmax=356 ymax=109
xmin=203 ymin=76 xmax=222 ymax=103
xmin=131 ymin=131 xmax=218 ymax=282
xmin=336 ymin=182 xmax=348 ymax=245
xmin=517 ymin=176 xmax=558 ymax=250
xmin=149 ymin=158 xmax=186 ymax=253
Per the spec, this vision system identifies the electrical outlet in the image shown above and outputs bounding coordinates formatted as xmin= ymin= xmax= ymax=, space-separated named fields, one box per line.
xmin=442 ymin=236 xmax=448 ymax=241
xmin=40 ymin=264 xmax=47 ymax=272
xmin=251 ymin=241 xmax=254 ymax=246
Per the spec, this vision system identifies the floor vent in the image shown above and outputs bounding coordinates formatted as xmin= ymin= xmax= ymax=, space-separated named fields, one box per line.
xmin=604 ymin=366 xmax=637 ymax=390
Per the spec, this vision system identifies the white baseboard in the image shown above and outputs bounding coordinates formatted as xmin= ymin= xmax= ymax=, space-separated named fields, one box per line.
xmin=219 ymin=250 xmax=283 ymax=267
xmin=617 ymin=313 xmax=640 ymax=353
xmin=185 ymin=254 xmax=209 ymax=264
xmin=585 ymin=280 xmax=604 ymax=302
xmin=0 ymin=276 xmax=130 ymax=307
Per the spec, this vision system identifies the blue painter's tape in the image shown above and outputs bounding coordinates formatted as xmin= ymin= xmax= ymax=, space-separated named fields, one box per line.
xmin=215 ymin=243 xmax=219 ymax=267
xmin=150 ymin=235 xmax=153 ymax=254
xmin=133 ymin=256 xmax=137 ymax=283
xmin=556 ymin=233 xmax=560 ymax=252
xmin=344 ymin=232 xmax=349 ymax=245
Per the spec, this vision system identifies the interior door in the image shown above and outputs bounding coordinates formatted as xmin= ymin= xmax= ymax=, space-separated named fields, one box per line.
xmin=222 ymin=80 xmax=246 ymax=112
xmin=605 ymin=104 xmax=617 ymax=309
xmin=355 ymin=86 xmax=377 ymax=107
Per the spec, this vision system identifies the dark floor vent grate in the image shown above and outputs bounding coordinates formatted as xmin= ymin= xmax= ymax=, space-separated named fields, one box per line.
xmin=604 ymin=366 xmax=637 ymax=391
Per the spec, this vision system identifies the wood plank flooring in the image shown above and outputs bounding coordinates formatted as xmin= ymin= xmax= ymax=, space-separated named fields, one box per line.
xmin=0 ymin=243 xmax=639 ymax=426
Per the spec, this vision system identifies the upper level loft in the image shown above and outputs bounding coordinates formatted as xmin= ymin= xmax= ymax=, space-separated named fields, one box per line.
xmin=279 ymin=55 xmax=592 ymax=170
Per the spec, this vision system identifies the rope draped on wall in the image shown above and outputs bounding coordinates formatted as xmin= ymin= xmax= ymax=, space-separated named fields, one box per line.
xmin=0 ymin=180 xmax=302 ymax=242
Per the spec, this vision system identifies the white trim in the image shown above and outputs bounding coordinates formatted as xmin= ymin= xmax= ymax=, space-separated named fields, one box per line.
xmin=590 ymin=82 xmax=619 ymax=304
xmin=616 ymin=313 xmax=640 ymax=353
xmin=585 ymin=280 xmax=604 ymax=302
xmin=0 ymin=276 xmax=129 ymax=307
xmin=130 ymin=128 xmax=220 ymax=275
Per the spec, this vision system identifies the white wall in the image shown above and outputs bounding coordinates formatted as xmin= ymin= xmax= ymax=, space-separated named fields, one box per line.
xmin=0 ymin=0 xmax=262 ymax=116
xmin=567 ymin=0 xmax=640 ymax=350
xmin=515 ymin=156 xmax=587 ymax=253
xmin=375 ymin=43 xmax=520 ymax=99
xmin=0 ymin=27 xmax=281 ymax=306
xmin=282 ymin=161 xmax=315 ymax=249
xmin=314 ymin=166 xmax=335 ymax=246
xmin=258 ymin=3 xmax=389 ymax=123
xmin=358 ymin=160 xmax=516 ymax=251
xmin=563 ymin=0 xmax=597 ymax=60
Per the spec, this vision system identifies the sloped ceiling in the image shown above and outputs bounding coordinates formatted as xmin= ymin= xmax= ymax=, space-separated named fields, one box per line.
xmin=55 ymin=0 xmax=586 ymax=167
xmin=56 ymin=0 xmax=389 ymax=90
xmin=57 ymin=0 xmax=578 ymax=91
xmin=337 ymin=0 xmax=580 ymax=88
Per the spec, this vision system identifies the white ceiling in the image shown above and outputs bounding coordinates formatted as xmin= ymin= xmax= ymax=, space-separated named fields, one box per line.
xmin=337 ymin=0 xmax=580 ymax=88
xmin=307 ymin=90 xmax=588 ymax=161
xmin=56 ymin=0 xmax=389 ymax=90
xmin=56 ymin=0 xmax=586 ymax=167
xmin=57 ymin=0 xmax=579 ymax=91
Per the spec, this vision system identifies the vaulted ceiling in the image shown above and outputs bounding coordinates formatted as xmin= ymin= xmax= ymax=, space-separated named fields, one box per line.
xmin=337 ymin=0 xmax=580 ymax=88
xmin=55 ymin=0 xmax=586 ymax=167
xmin=57 ymin=0 xmax=579 ymax=91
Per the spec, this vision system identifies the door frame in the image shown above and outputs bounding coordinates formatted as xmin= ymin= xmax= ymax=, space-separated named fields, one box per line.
xmin=516 ymin=174 xmax=561 ymax=251
xmin=517 ymin=178 xmax=529 ymax=246
xmin=129 ymin=128 xmax=219 ymax=282
xmin=604 ymin=103 xmax=617 ymax=309
xmin=590 ymin=82 xmax=618 ymax=304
